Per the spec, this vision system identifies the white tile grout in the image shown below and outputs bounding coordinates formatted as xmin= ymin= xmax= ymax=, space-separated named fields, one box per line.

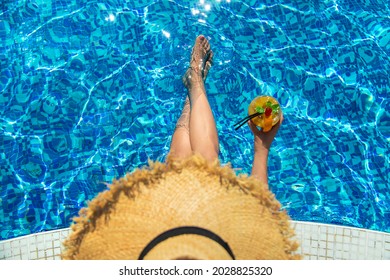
xmin=0 ymin=222 xmax=389 ymax=260
xmin=381 ymin=230 xmax=385 ymax=259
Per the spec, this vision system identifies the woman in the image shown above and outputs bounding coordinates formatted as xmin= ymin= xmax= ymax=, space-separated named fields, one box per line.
xmin=62 ymin=36 xmax=298 ymax=260
xmin=169 ymin=35 xmax=283 ymax=186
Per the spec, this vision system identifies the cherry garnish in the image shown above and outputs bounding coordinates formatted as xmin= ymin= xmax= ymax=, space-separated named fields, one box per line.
xmin=265 ymin=107 xmax=272 ymax=117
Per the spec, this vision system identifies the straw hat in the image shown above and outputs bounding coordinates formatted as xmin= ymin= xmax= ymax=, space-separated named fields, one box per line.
xmin=62 ymin=154 xmax=300 ymax=260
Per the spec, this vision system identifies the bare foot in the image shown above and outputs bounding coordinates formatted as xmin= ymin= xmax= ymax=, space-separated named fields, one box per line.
xmin=182 ymin=35 xmax=213 ymax=90
xmin=176 ymin=35 xmax=213 ymax=131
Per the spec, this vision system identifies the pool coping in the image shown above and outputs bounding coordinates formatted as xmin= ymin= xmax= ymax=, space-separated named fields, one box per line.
xmin=1 ymin=221 xmax=389 ymax=260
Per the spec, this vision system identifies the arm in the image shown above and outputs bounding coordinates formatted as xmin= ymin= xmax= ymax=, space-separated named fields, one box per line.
xmin=248 ymin=113 xmax=283 ymax=187
xmin=251 ymin=147 xmax=269 ymax=185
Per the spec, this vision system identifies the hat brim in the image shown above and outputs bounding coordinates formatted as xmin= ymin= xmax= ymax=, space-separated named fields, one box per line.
xmin=62 ymin=154 xmax=300 ymax=260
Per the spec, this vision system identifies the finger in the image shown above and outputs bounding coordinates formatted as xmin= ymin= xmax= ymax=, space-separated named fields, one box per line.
xmin=276 ymin=112 xmax=284 ymax=127
xmin=248 ymin=120 xmax=260 ymax=135
xmin=279 ymin=112 xmax=284 ymax=125
xmin=267 ymin=113 xmax=283 ymax=134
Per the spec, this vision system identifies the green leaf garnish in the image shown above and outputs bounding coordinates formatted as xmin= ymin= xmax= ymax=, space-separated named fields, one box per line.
xmin=255 ymin=106 xmax=265 ymax=114
xmin=271 ymin=104 xmax=280 ymax=112
xmin=266 ymin=101 xmax=273 ymax=108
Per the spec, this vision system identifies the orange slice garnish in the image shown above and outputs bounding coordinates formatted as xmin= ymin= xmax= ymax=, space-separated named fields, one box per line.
xmin=263 ymin=115 xmax=273 ymax=132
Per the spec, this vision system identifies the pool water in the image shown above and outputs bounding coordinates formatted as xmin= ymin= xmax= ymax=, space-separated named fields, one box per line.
xmin=0 ymin=0 xmax=389 ymax=240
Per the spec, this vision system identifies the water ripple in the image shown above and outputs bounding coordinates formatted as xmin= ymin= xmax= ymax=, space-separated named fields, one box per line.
xmin=0 ymin=0 xmax=389 ymax=240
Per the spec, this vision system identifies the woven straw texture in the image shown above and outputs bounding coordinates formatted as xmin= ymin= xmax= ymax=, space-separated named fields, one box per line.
xmin=62 ymin=154 xmax=300 ymax=260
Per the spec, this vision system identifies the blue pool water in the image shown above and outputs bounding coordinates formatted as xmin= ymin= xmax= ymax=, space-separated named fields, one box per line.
xmin=0 ymin=0 xmax=389 ymax=240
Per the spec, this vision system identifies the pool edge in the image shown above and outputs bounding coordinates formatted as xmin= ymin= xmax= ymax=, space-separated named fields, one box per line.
xmin=1 ymin=221 xmax=389 ymax=260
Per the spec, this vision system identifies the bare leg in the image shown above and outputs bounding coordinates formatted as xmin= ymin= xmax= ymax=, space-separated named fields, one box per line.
xmin=169 ymin=35 xmax=217 ymax=161
xmin=184 ymin=35 xmax=219 ymax=162
xmin=169 ymin=97 xmax=192 ymax=159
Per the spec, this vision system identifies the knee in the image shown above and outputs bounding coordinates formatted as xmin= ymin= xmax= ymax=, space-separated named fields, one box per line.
xmin=169 ymin=148 xmax=192 ymax=160
xmin=198 ymin=146 xmax=219 ymax=163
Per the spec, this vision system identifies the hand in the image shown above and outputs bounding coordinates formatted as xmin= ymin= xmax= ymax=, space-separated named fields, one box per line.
xmin=248 ymin=113 xmax=283 ymax=152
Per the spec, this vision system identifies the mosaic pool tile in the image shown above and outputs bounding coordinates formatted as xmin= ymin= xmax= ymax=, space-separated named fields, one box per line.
xmin=0 ymin=0 xmax=389 ymax=240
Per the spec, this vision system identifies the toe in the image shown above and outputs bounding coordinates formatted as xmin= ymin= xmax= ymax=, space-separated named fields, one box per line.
xmin=202 ymin=38 xmax=210 ymax=53
xmin=197 ymin=34 xmax=206 ymax=41
xmin=197 ymin=35 xmax=210 ymax=52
